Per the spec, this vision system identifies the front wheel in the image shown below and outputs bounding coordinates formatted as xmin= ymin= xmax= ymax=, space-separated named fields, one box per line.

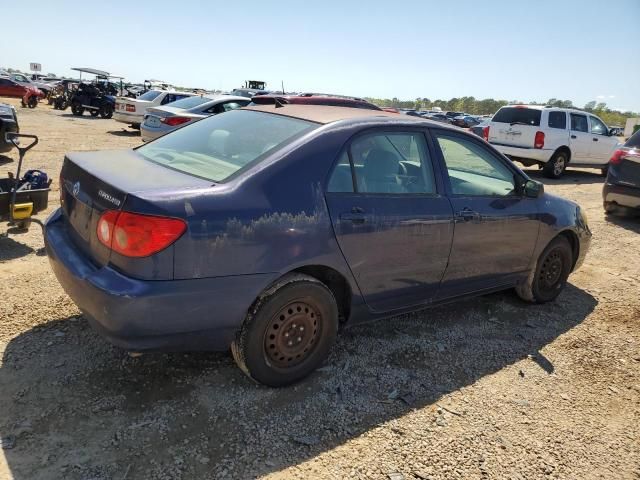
xmin=27 ymin=96 xmax=38 ymax=108
xmin=516 ymin=236 xmax=572 ymax=303
xmin=100 ymin=103 xmax=114 ymax=119
xmin=231 ymin=274 xmax=338 ymax=387
xmin=543 ymin=151 xmax=568 ymax=179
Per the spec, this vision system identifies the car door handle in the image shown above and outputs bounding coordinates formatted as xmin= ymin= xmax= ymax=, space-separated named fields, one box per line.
xmin=340 ymin=213 xmax=366 ymax=224
xmin=456 ymin=209 xmax=481 ymax=222
xmin=571 ymin=135 xmax=577 ymax=139
xmin=593 ymin=137 xmax=598 ymax=142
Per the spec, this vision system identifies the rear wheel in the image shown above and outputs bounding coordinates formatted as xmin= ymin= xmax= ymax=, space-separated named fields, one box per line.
xmin=543 ymin=151 xmax=568 ymax=179
xmin=516 ymin=236 xmax=572 ymax=303
xmin=71 ymin=102 xmax=84 ymax=116
xmin=27 ymin=96 xmax=38 ymax=108
xmin=231 ymin=273 xmax=338 ymax=387
xmin=600 ymin=165 xmax=609 ymax=177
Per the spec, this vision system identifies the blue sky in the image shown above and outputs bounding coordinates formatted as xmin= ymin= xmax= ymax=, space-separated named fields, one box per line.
xmin=3 ymin=0 xmax=639 ymax=111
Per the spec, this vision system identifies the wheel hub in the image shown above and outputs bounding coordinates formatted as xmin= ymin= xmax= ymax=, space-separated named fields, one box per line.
xmin=264 ymin=301 xmax=319 ymax=368
xmin=539 ymin=250 xmax=563 ymax=288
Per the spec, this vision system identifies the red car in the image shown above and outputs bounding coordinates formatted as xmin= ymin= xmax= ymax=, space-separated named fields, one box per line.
xmin=251 ymin=93 xmax=382 ymax=110
xmin=0 ymin=77 xmax=44 ymax=108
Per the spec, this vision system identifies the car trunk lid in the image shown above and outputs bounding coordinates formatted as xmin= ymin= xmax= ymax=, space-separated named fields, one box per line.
xmin=60 ymin=149 xmax=212 ymax=268
xmin=488 ymin=106 xmax=542 ymax=148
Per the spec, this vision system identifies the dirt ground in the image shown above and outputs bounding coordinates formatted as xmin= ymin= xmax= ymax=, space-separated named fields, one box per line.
xmin=0 ymin=97 xmax=638 ymax=480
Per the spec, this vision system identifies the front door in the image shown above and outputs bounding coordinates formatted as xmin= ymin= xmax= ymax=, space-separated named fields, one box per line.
xmin=589 ymin=115 xmax=618 ymax=165
xmin=569 ymin=113 xmax=592 ymax=163
xmin=325 ymin=130 xmax=454 ymax=312
xmin=431 ymin=131 xmax=540 ymax=298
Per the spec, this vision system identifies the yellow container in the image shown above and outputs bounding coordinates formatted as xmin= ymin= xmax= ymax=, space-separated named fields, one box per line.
xmin=12 ymin=202 xmax=33 ymax=220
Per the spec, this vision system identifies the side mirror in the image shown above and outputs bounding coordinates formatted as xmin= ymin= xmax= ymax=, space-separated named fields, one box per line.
xmin=524 ymin=179 xmax=544 ymax=198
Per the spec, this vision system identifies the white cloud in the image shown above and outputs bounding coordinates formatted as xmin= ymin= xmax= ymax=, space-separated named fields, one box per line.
xmin=608 ymin=95 xmax=616 ymax=99
xmin=596 ymin=94 xmax=616 ymax=99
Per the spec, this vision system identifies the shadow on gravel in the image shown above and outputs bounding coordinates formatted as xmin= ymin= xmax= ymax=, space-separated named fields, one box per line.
xmin=59 ymin=114 xmax=104 ymax=121
xmin=107 ymin=130 xmax=140 ymax=137
xmin=0 ymin=284 xmax=597 ymax=479
xmin=0 ymin=236 xmax=35 ymax=261
xmin=0 ymin=155 xmax=14 ymax=165
xmin=605 ymin=212 xmax=640 ymax=233
xmin=524 ymin=168 xmax=604 ymax=186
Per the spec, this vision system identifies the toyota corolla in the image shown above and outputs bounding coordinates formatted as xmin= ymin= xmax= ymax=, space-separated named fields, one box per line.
xmin=45 ymin=105 xmax=591 ymax=386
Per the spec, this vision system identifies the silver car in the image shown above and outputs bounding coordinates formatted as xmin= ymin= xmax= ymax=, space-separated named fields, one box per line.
xmin=140 ymin=95 xmax=250 ymax=142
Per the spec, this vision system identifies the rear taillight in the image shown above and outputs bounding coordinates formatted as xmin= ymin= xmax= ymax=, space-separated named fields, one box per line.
xmin=126 ymin=104 xmax=135 ymax=112
xmin=609 ymin=148 xmax=626 ymax=165
xmin=482 ymin=126 xmax=490 ymax=141
xmin=97 ymin=210 xmax=186 ymax=257
xmin=161 ymin=116 xmax=191 ymax=126
xmin=534 ymin=131 xmax=545 ymax=149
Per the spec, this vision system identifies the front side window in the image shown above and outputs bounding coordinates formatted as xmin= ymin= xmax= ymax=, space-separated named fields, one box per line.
xmin=548 ymin=111 xmax=566 ymax=129
xmin=589 ymin=116 xmax=608 ymax=135
xmin=137 ymin=110 xmax=317 ymax=182
xmin=570 ymin=114 xmax=589 ymax=133
xmin=435 ymin=134 xmax=516 ymax=196
xmin=351 ymin=132 xmax=435 ymax=194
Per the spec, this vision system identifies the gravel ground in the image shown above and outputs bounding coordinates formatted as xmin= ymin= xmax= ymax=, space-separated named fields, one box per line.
xmin=0 ymin=98 xmax=638 ymax=480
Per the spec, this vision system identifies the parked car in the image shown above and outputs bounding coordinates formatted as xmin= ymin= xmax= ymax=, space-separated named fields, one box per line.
xmin=0 ymin=78 xmax=44 ymax=107
xmin=140 ymin=95 xmax=250 ymax=142
xmin=0 ymin=103 xmax=19 ymax=153
xmin=251 ymin=93 xmax=382 ymax=110
xmin=425 ymin=113 xmax=451 ymax=124
xmin=603 ymin=129 xmax=640 ymax=215
xmin=445 ymin=111 xmax=465 ymax=119
xmin=451 ymin=115 xmax=482 ymax=128
xmin=470 ymin=119 xmax=491 ymax=138
xmin=608 ymin=126 xmax=624 ymax=137
xmin=487 ymin=105 xmax=621 ymax=178
xmin=114 ymin=90 xmax=196 ymax=128
xmin=231 ymin=88 xmax=269 ymax=98
xmin=45 ymin=105 xmax=591 ymax=386
xmin=5 ymin=72 xmax=54 ymax=98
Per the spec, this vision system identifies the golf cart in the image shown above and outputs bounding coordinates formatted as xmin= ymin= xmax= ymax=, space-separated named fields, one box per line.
xmin=69 ymin=67 xmax=123 ymax=118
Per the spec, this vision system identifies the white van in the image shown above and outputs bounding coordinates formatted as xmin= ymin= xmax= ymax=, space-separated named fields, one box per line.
xmin=486 ymin=105 xmax=620 ymax=178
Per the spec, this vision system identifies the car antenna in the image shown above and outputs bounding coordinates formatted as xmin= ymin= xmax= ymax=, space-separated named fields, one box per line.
xmin=274 ymin=97 xmax=284 ymax=108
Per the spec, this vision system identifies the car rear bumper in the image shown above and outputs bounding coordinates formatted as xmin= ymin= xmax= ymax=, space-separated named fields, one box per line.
xmin=44 ymin=208 xmax=278 ymax=352
xmin=603 ymin=181 xmax=640 ymax=210
xmin=492 ymin=144 xmax=553 ymax=163
xmin=113 ymin=111 xmax=143 ymax=125
xmin=140 ymin=123 xmax=168 ymax=142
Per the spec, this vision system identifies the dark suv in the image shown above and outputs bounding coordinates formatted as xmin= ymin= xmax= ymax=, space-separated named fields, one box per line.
xmin=603 ymin=129 xmax=640 ymax=215
xmin=0 ymin=103 xmax=19 ymax=153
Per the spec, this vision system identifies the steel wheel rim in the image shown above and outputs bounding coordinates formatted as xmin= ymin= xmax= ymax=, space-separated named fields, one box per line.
xmin=554 ymin=157 xmax=565 ymax=175
xmin=539 ymin=248 xmax=563 ymax=291
xmin=264 ymin=301 xmax=320 ymax=368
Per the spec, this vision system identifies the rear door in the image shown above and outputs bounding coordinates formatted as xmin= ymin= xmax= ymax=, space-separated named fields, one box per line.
xmin=432 ymin=131 xmax=540 ymax=297
xmin=488 ymin=106 xmax=541 ymax=148
xmin=588 ymin=115 xmax=619 ymax=164
xmin=569 ymin=113 xmax=591 ymax=162
xmin=325 ymin=129 xmax=454 ymax=312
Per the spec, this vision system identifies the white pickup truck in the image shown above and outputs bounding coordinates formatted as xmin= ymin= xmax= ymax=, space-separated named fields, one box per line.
xmin=114 ymin=89 xmax=195 ymax=128
xmin=486 ymin=105 xmax=621 ymax=178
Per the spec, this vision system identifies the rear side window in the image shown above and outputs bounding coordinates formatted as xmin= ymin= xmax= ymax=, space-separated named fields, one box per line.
xmin=570 ymin=114 xmax=588 ymax=133
xmin=166 ymin=95 xmax=212 ymax=110
xmin=548 ymin=111 xmax=566 ymax=129
xmin=138 ymin=90 xmax=162 ymax=101
xmin=492 ymin=107 xmax=541 ymax=126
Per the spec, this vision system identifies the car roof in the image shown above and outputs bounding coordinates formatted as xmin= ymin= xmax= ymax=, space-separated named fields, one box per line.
xmin=243 ymin=104 xmax=414 ymax=124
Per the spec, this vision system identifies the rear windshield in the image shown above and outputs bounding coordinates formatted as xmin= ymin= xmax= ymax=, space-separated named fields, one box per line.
xmin=492 ymin=107 xmax=541 ymax=126
xmin=165 ymin=95 xmax=213 ymax=110
xmin=138 ymin=90 xmax=162 ymax=101
xmin=137 ymin=110 xmax=317 ymax=182
xmin=626 ymin=129 xmax=640 ymax=148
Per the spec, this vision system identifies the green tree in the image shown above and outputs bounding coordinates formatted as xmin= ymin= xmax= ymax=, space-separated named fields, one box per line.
xmin=584 ymin=101 xmax=596 ymax=112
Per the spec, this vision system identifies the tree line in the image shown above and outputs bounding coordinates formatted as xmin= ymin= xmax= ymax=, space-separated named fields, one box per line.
xmin=365 ymin=96 xmax=638 ymax=127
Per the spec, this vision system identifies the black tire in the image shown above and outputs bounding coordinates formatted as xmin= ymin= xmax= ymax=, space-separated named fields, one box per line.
xmin=516 ymin=236 xmax=572 ymax=303
xmin=100 ymin=103 xmax=114 ymax=119
xmin=27 ymin=96 xmax=38 ymax=109
xmin=543 ymin=150 xmax=568 ymax=179
xmin=231 ymin=273 xmax=338 ymax=387
xmin=71 ymin=102 xmax=84 ymax=116
xmin=89 ymin=109 xmax=100 ymax=117
xmin=600 ymin=165 xmax=609 ymax=177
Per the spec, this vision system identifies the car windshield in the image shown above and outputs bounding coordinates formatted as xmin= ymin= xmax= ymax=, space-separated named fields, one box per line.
xmin=492 ymin=107 xmax=541 ymax=126
xmin=138 ymin=90 xmax=162 ymax=101
xmin=166 ymin=95 xmax=213 ymax=110
xmin=137 ymin=110 xmax=318 ymax=182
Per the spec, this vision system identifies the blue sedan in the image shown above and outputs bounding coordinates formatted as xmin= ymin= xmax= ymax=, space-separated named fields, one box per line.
xmin=44 ymin=105 xmax=591 ymax=386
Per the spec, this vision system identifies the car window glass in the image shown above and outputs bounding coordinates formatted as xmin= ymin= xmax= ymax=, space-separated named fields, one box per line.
xmin=137 ymin=90 xmax=162 ymax=101
xmin=349 ymin=132 xmax=435 ymax=194
xmin=570 ymin=114 xmax=588 ymax=133
xmin=492 ymin=107 xmax=541 ymax=126
xmin=222 ymin=102 xmax=245 ymax=112
xmin=327 ymin=151 xmax=354 ymax=192
xmin=548 ymin=111 xmax=566 ymax=129
xmin=161 ymin=94 xmax=176 ymax=105
xmin=435 ymin=134 xmax=516 ymax=196
xmin=590 ymin=116 xmax=607 ymax=135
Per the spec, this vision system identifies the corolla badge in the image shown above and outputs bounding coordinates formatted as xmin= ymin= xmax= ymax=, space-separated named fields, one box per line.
xmin=72 ymin=181 xmax=80 ymax=197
